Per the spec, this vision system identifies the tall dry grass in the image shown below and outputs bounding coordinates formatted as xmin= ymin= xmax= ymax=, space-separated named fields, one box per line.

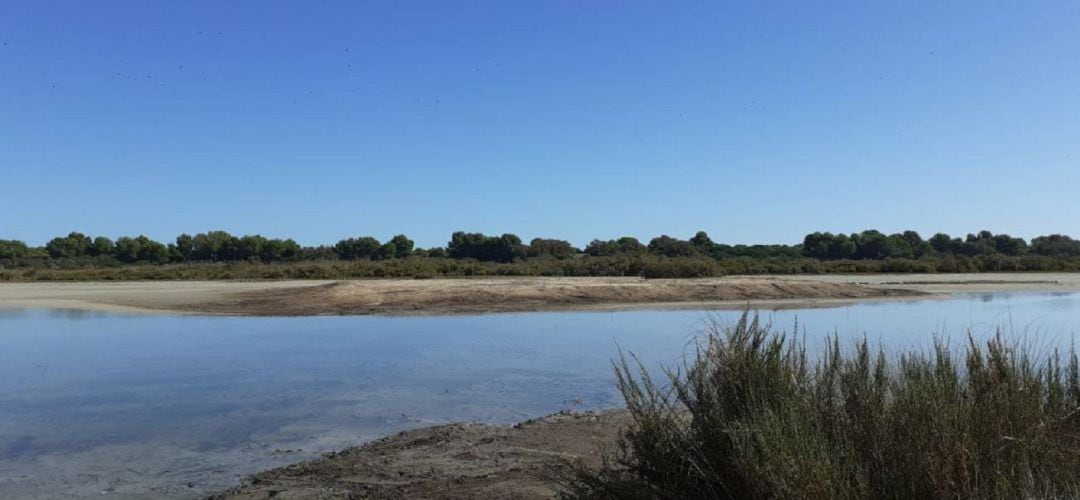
xmin=565 ymin=312 xmax=1080 ymax=499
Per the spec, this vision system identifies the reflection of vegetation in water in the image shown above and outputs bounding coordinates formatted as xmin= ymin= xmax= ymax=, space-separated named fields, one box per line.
xmin=565 ymin=312 xmax=1080 ymax=499
xmin=2 ymin=229 xmax=1080 ymax=280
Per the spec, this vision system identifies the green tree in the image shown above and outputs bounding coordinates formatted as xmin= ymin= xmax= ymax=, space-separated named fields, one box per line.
xmin=929 ymin=233 xmax=957 ymax=254
xmin=527 ymin=238 xmax=578 ymax=259
xmin=827 ymin=234 xmax=855 ymax=259
xmin=237 ymin=235 xmax=268 ymax=262
xmin=585 ymin=237 xmax=649 ymax=257
xmin=900 ymin=230 xmax=932 ymax=257
xmin=135 ymin=236 xmax=169 ymax=264
xmin=114 ymin=236 xmax=142 ymax=263
xmin=389 ymin=234 xmax=414 ymax=258
xmin=192 ymin=231 xmax=238 ymax=261
xmin=377 ymin=242 xmax=398 ymax=260
xmin=648 ymin=235 xmax=698 ymax=258
xmin=883 ymin=234 xmax=915 ymax=259
xmin=993 ymin=234 xmax=1028 ymax=256
xmin=853 ymin=230 xmax=888 ymax=259
xmin=335 ymin=236 xmax=381 ymax=260
xmin=425 ymin=247 xmax=448 ymax=258
xmin=45 ymin=232 xmax=91 ymax=258
xmin=175 ymin=234 xmax=195 ymax=261
xmin=959 ymin=231 xmax=997 ymax=256
xmin=802 ymin=232 xmax=832 ymax=259
xmin=690 ymin=231 xmax=715 ymax=250
xmin=260 ymin=238 xmax=300 ymax=262
xmin=89 ymin=236 xmax=115 ymax=257
xmin=447 ymin=232 xmax=523 ymax=262
xmin=498 ymin=234 xmax=526 ymax=262
xmin=1031 ymin=234 xmax=1080 ymax=256
xmin=0 ymin=240 xmax=29 ymax=260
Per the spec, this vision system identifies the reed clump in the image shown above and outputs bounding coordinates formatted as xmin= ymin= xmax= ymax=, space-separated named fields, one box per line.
xmin=565 ymin=312 xmax=1080 ymax=499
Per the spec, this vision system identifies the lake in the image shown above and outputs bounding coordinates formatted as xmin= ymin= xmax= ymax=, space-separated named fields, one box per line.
xmin=1 ymin=292 xmax=1078 ymax=498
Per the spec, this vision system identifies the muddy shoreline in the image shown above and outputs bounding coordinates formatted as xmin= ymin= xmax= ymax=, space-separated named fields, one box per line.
xmin=4 ymin=273 xmax=1077 ymax=317
xmin=210 ymin=410 xmax=629 ymax=500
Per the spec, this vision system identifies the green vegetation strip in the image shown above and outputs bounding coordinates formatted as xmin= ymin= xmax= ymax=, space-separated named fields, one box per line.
xmin=3 ymin=230 xmax=1080 ymax=280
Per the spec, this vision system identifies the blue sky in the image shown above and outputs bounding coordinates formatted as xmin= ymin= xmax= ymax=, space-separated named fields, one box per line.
xmin=2 ymin=1 xmax=1078 ymax=248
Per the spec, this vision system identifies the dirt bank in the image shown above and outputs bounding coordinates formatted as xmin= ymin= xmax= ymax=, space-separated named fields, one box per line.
xmin=211 ymin=410 xmax=629 ymax=500
xmin=181 ymin=277 xmax=920 ymax=316
xmin=1 ymin=273 xmax=1078 ymax=316
xmin=0 ymin=277 xmax=917 ymax=316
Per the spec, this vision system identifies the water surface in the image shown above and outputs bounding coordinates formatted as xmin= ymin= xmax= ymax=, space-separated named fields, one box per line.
xmin=0 ymin=292 xmax=1077 ymax=498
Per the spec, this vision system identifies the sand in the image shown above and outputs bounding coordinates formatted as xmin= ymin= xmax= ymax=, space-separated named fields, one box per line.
xmin=1 ymin=273 xmax=1078 ymax=316
xmin=777 ymin=272 xmax=1080 ymax=293
xmin=0 ymin=276 xmax=891 ymax=316
xmin=0 ymin=280 xmax=334 ymax=314
xmin=210 ymin=410 xmax=629 ymax=500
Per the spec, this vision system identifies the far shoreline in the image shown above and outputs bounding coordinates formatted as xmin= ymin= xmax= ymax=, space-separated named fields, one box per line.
xmin=1 ymin=273 xmax=1079 ymax=317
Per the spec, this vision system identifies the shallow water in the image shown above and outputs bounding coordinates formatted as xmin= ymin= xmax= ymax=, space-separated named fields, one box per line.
xmin=0 ymin=292 xmax=1078 ymax=498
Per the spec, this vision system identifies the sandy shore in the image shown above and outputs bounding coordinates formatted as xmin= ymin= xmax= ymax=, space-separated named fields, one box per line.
xmin=1 ymin=273 xmax=1078 ymax=316
xmin=0 ymin=280 xmax=334 ymax=315
xmin=211 ymin=410 xmax=629 ymax=500
xmin=0 ymin=276 xmax=915 ymax=316
xmin=778 ymin=272 xmax=1080 ymax=293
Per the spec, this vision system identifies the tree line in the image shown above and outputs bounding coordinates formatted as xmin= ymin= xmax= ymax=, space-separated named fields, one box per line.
xmin=2 ymin=229 xmax=1080 ymax=267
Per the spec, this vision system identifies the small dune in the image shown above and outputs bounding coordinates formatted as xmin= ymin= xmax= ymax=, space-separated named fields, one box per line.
xmin=182 ymin=277 xmax=920 ymax=316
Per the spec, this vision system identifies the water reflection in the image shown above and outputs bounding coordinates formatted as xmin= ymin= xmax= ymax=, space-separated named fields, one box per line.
xmin=0 ymin=308 xmax=28 ymax=319
xmin=0 ymin=307 xmax=118 ymax=320
xmin=44 ymin=308 xmax=116 ymax=320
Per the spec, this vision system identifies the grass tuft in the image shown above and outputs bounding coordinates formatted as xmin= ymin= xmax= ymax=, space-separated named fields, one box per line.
xmin=564 ymin=312 xmax=1080 ymax=499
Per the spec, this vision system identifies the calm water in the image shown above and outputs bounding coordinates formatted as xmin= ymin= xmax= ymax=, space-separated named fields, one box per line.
xmin=0 ymin=292 xmax=1078 ymax=498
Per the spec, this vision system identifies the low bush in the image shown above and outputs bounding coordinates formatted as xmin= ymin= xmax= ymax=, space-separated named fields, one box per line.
xmin=3 ymin=254 xmax=1080 ymax=281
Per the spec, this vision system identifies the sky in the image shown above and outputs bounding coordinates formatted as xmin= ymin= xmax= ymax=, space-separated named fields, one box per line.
xmin=2 ymin=1 xmax=1078 ymax=248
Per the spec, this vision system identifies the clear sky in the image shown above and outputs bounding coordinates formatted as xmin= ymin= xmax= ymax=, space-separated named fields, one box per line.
xmin=2 ymin=1 xmax=1078 ymax=248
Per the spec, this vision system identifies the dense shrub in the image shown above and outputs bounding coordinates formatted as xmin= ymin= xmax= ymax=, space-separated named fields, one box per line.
xmin=640 ymin=257 xmax=717 ymax=279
